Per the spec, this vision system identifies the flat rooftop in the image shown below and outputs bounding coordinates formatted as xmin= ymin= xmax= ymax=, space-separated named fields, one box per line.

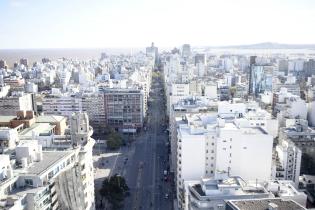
xmin=0 ymin=115 xmax=16 ymax=123
xmin=19 ymin=123 xmax=55 ymax=136
xmin=190 ymin=177 xmax=268 ymax=199
xmin=36 ymin=115 xmax=66 ymax=123
xmin=227 ymin=198 xmax=306 ymax=210
xmin=24 ymin=151 xmax=72 ymax=175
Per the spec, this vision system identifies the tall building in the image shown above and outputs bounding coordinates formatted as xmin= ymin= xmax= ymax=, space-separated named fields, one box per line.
xmin=278 ymin=59 xmax=289 ymax=75
xmin=274 ymin=139 xmax=302 ymax=185
xmin=20 ymin=58 xmax=28 ymax=67
xmin=248 ymin=56 xmax=257 ymax=96
xmin=81 ymin=93 xmax=106 ymax=134
xmin=248 ymin=61 xmax=274 ymax=97
xmin=194 ymin=54 xmax=206 ymax=66
xmin=146 ymin=42 xmax=159 ymax=66
xmin=304 ymin=59 xmax=315 ymax=77
xmin=0 ymin=112 xmax=95 ymax=210
xmin=169 ymin=97 xmax=218 ymax=173
xmin=181 ymin=44 xmax=191 ymax=58
xmin=279 ymin=119 xmax=315 ymax=176
xmin=176 ymin=114 xmax=273 ymax=208
xmin=42 ymin=89 xmax=145 ymax=133
xmin=103 ymin=88 xmax=144 ymax=132
xmin=0 ymin=60 xmax=7 ymax=69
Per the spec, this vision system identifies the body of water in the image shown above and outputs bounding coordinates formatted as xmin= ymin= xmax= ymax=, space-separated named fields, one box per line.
xmin=0 ymin=48 xmax=142 ymax=67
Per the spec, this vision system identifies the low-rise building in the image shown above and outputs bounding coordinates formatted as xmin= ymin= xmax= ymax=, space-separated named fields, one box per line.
xmin=187 ymin=176 xmax=270 ymax=210
xmin=226 ymin=198 xmax=306 ymax=210
xmin=0 ymin=128 xmax=19 ymax=153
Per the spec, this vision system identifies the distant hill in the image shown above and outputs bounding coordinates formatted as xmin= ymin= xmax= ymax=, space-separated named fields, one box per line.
xmin=214 ymin=42 xmax=315 ymax=49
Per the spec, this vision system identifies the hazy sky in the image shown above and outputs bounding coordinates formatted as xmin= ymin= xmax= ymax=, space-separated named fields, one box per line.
xmin=0 ymin=0 xmax=315 ymax=49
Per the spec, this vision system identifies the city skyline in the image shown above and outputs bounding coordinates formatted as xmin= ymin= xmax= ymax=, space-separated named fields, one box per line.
xmin=1 ymin=0 xmax=315 ymax=49
xmin=1 ymin=0 xmax=315 ymax=210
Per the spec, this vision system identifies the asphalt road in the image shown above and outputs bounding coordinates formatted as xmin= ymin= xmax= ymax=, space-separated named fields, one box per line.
xmin=123 ymin=75 xmax=173 ymax=210
xmin=94 ymin=75 xmax=173 ymax=210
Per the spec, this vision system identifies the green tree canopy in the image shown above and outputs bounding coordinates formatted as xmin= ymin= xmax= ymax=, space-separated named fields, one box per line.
xmin=106 ymin=128 xmax=123 ymax=150
xmin=99 ymin=175 xmax=130 ymax=209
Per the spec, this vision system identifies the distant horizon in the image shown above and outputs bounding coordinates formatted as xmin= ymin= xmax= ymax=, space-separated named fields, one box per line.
xmin=1 ymin=42 xmax=315 ymax=51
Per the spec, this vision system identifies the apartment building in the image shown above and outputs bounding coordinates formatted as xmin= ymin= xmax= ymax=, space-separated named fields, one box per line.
xmin=103 ymin=88 xmax=144 ymax=133
xmin=176 ymin=114 xmax=273 ymax=209
xmin=273 ymin=139 xmax=302 ymax=185
xmin=0 ymin=112 xmax=95 ymax=210
xmin=81 ymin=93 xmax=106 ymax=134
xmin=42 ymin=95 xmax=82 ymax=117
xmin=0 ymin=92 xmax=36 ymax=116
xmin=279 ymin=119 xmax=315 ymax=177
xmin=272 ymin=88 xmax=307 ymax=124
xmin=169 ymin=97 xmax=218 ymax=173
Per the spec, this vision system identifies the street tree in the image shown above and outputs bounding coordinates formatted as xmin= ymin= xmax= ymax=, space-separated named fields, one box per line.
xmin=106 ymin=128 xmax=123 ymax=150
xmin=99 ymin=175 xmax=130 ymax=209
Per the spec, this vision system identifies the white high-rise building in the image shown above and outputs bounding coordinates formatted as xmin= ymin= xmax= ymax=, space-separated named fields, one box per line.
xmin=181 ymin=44 xmax=191 ymax=58
xmin=0 ymin=112 xmax=95 ymax=210
xmin=273 ymin=139 xmax=302 ymax=185
xmin=176 ymin=114 xmax=273 ymax=209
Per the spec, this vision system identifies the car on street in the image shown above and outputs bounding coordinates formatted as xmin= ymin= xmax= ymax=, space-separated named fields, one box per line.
xmin=163 ymin=170 xmax=168 ymax=176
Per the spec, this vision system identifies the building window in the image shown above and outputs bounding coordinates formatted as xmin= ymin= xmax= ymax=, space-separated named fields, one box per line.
xmin=25 ymin=179 xmax=33 ymax=186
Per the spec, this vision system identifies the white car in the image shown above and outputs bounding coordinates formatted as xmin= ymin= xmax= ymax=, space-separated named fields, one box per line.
xmin=163 ymin=170 xmax=167 ymax=176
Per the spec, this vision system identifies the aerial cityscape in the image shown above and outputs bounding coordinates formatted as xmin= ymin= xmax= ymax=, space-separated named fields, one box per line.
xmin=1 ymin=0 xmax=315 ymax=210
